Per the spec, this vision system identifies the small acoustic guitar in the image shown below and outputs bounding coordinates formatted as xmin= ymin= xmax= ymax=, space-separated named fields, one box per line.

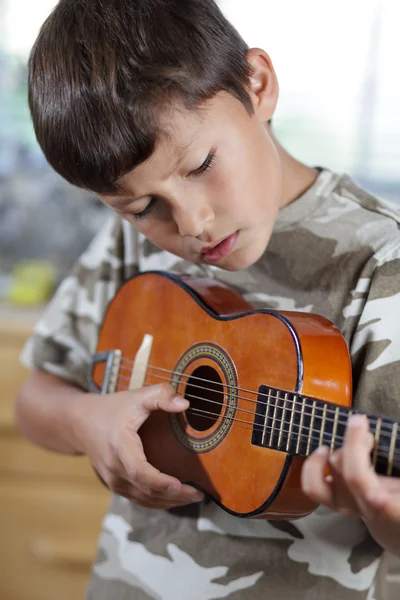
xmin=89 ymin=271 xmax=400 ymax=520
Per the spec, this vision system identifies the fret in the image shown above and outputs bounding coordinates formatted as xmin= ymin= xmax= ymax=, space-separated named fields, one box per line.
xmin=372 ymin=417 xmax=382 ymax=470
xmin=319 ymin=404 xmax=327 ymax=447
xmin=388 ymin=423 xmax=398 ymax=477
xmin=277 ymin=393 xmax=288 ymax=449
xmin=261 ymin=390 xmax=272 ymax=446
xmin=251 ymin=385 xmax=271 ymax=448
xmin=395 ymin=431 xmax=400 ymax=477
xmin=269 ymin=390 xmax=279 ymax=447
xmin=330 ymin=406 xmax=340 ymax=454
xmin=371 ymin=416 xmax=397 ymax=477
xmin=286 ymin=394 xmax=296 ymax=453
xmin=299 ymin=397 xmax=313 ymax=456
xmin=296 ymin=396 xmax=306 ymax=455
xmin=335 ymin=406 xmax=349 ymax=450
xmin=306 ymin=400 xmax=317 ymax=456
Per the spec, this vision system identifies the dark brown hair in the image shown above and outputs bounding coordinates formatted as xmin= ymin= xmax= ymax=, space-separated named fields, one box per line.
xmin=28 ymin=0 xmax=253 ymax=193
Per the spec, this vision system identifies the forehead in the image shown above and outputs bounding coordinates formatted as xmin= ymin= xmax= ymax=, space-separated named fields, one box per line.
xmin=155 ymin=90 xmax=249 ymax=153
xmin=113 ymin=92 xmax=247 ymax=196
xmin=154 ymin=99 xmax=214 ymax=162
xmin=115 ymin=104 xmax=210 ymax=193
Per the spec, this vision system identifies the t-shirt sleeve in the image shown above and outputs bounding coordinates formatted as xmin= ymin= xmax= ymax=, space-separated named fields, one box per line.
xmin=20 ymin=214 xmax=139 ymax=390
xmin=346 ymin=249 xmax=400 ymax=423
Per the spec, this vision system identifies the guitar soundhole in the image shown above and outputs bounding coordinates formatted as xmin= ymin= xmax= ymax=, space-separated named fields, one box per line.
xmin=184 ymin=366 xmax=224 ymax=432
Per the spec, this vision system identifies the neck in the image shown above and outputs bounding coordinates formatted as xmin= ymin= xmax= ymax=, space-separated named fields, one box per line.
xmin=269 ymin=127 xmax=320 ymax=209
xmin=252 ymin=385 xmax=400 ymax=478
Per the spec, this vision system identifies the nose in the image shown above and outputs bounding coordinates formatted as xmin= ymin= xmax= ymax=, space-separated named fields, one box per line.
xmin=173 ymin=200 xmax=214 ymax=238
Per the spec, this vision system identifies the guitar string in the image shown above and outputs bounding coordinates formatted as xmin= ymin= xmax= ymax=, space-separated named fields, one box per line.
xmin=116 ymin=383 xmax=400 ymax=464
xmin=119 ymin=359 xmax=394 ymax=433
xmin=181 ymin=403 xmax=400 ymax=464
xmin=114 ymin=383 xmax=400 ymax=462
xmin=115 ymin=365 xmax=396 ymax=441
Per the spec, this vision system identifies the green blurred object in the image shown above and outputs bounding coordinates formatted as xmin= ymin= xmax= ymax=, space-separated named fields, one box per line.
xmin=7 ymin=260 xmax=56 ymax=306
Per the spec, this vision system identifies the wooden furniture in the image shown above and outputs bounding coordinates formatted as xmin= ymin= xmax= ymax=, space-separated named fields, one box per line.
xmin=0 ymin=306 xmax=110 ymax=600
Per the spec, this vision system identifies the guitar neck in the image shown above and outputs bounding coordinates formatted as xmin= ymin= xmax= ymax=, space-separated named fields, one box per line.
xmin=252 ymin=386 xmax=400 ymax=478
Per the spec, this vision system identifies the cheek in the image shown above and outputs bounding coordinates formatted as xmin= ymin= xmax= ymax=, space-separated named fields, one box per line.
xmin=250 ymin=132 xmax=282 ymax=199
xmin=215 ymin=160 xmax=280 ymax=223
xmin=215 ymin=132 xmax=281 ymax=220
xmin=139 ymin=219 xmax=187 ymax=257
xmin=123 ymin=216 xmax=165 ymax=249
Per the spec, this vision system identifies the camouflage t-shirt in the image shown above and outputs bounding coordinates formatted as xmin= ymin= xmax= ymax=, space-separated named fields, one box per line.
xmin=21 ymin=168 xmax=400 ymax=599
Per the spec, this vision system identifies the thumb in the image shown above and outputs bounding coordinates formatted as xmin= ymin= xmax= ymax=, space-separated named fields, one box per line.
xmin=138 ymin=384 xmax=189 ymax=418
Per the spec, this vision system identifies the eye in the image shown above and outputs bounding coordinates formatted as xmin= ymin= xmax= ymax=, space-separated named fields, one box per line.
xmin=189 ymin=151 xmax=216 ymax=178
xmin=132 ymin=197 xmax=158 ymax=221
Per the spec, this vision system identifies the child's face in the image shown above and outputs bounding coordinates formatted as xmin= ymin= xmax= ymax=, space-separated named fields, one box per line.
xmin=98 ymin=91 xmax=282 ymax=271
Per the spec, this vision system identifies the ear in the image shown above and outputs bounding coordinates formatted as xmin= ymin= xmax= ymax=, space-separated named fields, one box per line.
xmin=246 ymin=48 xmax=279 ymax=121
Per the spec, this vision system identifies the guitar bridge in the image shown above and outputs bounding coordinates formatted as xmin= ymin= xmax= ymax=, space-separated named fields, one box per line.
xmin=88 ymin=349 xmax=122 ymax=394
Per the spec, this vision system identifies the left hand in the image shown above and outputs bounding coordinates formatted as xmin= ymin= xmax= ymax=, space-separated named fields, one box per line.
xmin=301 ymin=413 xmax=400 ymax=556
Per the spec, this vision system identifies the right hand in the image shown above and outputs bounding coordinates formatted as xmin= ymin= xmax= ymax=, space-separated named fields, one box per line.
xmin=74 ymin=383 xmax=204 ymax=509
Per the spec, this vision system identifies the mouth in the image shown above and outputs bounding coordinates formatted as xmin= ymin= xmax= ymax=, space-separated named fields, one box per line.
xmin=201 ymin=232 xmax=239 ymax=263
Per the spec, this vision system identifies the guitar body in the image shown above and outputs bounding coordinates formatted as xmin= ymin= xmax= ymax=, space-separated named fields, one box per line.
xmin=92 ymin=271 xmax=352 ymax=519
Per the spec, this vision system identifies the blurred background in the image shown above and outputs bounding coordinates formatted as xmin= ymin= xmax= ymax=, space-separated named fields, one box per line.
xmin=0 ymin=0 xmax=399 ymax=291
xmin=0 ymin=0 xmax=399 ymax=598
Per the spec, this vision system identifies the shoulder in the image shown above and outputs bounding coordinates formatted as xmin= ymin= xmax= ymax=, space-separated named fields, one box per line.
xmin=317 ymin=170 xmax=400 ymax=263
xmin=75 ymin=213 xmax=137 ymax=269
xmin=333 ymin=173 xmax=400 ymax=225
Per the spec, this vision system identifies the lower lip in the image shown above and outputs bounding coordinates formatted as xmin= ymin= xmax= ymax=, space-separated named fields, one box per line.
xmin=202 ymin=232 xmax=239 ymax=263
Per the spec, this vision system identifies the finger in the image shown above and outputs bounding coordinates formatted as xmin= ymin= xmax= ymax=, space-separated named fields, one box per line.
xmin=118 ymin=431 xmax=180 ymax=491
xmin=133 ymin=460 xmax=204 ymax=504
xmin=341 ymin=414 xmax=381 ymax=518
xmin=148 ymin=482 xmax=205 ymax=500
xmin=118 ymin=432 xmax=204 ymax=503
xmin=127 ymin=490 xmax=203 ymax=510
xmin=134 ymin=384 xmax=189 ymax=428
xmin=328 ymin=449 xmax=361 ymax=515
xmin=112 ymin=479 xmax=199 ymax=509
xmin=106 ymin=475 xmax=201 ymax=508
xmin=115 ymin=476 xmax=204 ymax=508
xmin=301 ymin=446 xmax=335 ymax=508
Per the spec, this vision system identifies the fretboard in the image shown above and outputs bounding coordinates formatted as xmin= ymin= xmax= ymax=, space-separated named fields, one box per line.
xmin=251 ymin=385 xmax=400 ymax=477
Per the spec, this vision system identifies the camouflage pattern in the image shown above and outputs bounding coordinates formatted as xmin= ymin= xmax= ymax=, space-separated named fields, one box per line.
xmin=21 ymin=168 xmax=400 ymax=599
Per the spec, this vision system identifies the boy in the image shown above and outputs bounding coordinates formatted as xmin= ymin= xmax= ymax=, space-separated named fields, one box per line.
xmin=16 ymin=0 xmax=400 ymax=598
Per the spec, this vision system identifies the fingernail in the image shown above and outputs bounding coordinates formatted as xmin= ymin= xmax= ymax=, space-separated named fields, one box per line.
xmin=329 ymin=452 xmax=339 ymax=466
xmin=192 ymin=490 xmax=204 ymax=501
xmin=193 ymin=494 xmax=204 ymax=502
xmin=173 ymin=396 xmax=188 ymax=408
xmin=315 ymin=445 xmax=329 ymax=456
xmin=348 ymin=414 xmax=367 ymax=428
xmin=167 ymin=483 xmax=181 ymax=493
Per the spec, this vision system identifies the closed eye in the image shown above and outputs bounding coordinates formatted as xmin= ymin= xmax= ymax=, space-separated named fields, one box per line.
xmin=189 ymin=151 xmax=216 ymax=177
xmin=131 ymin=151 xmax=216 ymax=221
xmin=132 ymin=197 xmax=158 ymax=221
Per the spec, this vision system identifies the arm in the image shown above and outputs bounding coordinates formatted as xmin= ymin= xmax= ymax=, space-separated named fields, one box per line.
xmin=15 ymin=370 xmax=87 ymax=455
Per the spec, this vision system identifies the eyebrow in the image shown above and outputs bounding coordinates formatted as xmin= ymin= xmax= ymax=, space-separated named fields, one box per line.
xmin=108 ymin=195 xmax=137 ymax=209
xmin=104 ymin=131 xmax=200 ymax=206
